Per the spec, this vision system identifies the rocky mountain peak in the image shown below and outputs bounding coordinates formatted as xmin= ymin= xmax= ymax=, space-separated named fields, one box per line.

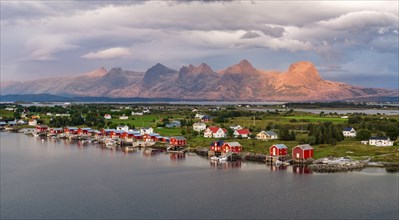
xmin=287 ymin=61 xmax=321 ymax=81
xmin=186 ymin=63 xmax=214 ymax=74
xmin=83 ymin=67 xmax=108 ymax=77
xmin=223 ymin=59 xmax=257 ymax=75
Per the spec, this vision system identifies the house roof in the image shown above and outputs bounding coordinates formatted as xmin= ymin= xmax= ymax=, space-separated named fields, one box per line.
xmin=66 ymin=127 xmax=79 ymax=130
xmin=225 ymin=142 xmax=241 ymax=147
xmin=272 ymin=144 xmax=287 ymax=149
xmin=210 ymin=140 xmax=224 ymax=147
xmin=82 ymin=127 xmax=92 ymax=130
xmin=148 ymin=133 xmax=160 ymax=136
xmin=369 ymin=136 xmax=389 ymax=140
xmin=201 ymin=116 xmax=212 ymax=120
xmin=343 ymin=127 xmax=354 ymax=131
xmin=295 ymin=144 xmax=313 ymax=150
xmin=172 ymin=136 xmax=186 ymax=140
xmin=208 ymin=126 xmax=220 ymax=133
xmin=236 ymin=129 xmax=250 ymax=135
xmin=193 ymin=122 xmax=206 ymax=126
xmin=51 ymin=128 xmax=63 ymax=131
xmin=0 ymin=121 xmax=6 ymax=125
xmin=265 ymin=131 xmax=277 ymax=136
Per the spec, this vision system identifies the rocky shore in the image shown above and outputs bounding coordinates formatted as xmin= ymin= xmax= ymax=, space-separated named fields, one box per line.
xmin=308 ymin=157 xmax=369 ymax=173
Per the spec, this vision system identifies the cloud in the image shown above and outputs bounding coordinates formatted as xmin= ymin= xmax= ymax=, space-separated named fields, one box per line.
xmin=259 ymin=25 xmax=285 ymax=37
xmin=81 ymin=47 xmax=133 ymax=59
xmin=240 ymin=31 xmax=261 ymax=39
xmin=317 ymin=11 xmax=398 ymax=31
xmin=1 ymin=1 xmax=398 ymax=89
xmin=23 ymin=36 xmax=79 ymax=61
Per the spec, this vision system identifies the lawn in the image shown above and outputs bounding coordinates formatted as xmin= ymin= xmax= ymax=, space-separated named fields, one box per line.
xmin=0 ymin=109 xmax=14 ymax=118
xmin=283 ymin=115 xmax=348 ymax=123
xmin=154 ymin=127 xmax=182 ymax=136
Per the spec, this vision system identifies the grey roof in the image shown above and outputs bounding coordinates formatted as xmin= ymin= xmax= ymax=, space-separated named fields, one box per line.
xmin=295 ymin=144 xmax=313 ymax=150
xmin=265 ymin=131 xmax=277 ymax=136
xmin=226 ymin=142 xmax=241 ymax=147
xmin=369 ymin=136 xmax=389 ymax=140
xmin=343 ymin=127 xmax=354 ymax=131
xmin=172 ymin=136 xmax=186 ymax=140
xmin=272 ymin=144 xmax=287 ymax=149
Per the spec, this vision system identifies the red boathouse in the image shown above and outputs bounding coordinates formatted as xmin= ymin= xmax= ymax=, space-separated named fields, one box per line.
xmin=292 ymin=144 xmax=314 ymax=160
xmin=269 ymin=144 xmax=288 ymax=156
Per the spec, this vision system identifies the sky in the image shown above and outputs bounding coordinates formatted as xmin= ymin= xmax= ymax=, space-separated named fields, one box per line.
xmin=1 ymin=0 xmax=398 ymax=89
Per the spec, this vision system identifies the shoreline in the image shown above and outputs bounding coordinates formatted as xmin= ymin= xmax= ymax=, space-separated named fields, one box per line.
xmin=3 ymin=130 xmax=398 ymax=173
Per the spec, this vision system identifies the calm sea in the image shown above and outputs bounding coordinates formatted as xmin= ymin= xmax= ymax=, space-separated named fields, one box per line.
xmin=1 ymin=132 xmax=398 ymax=219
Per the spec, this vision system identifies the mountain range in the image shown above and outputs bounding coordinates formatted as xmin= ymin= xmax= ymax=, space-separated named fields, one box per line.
xmin=1 ymin=60 xmax=397 ymax=102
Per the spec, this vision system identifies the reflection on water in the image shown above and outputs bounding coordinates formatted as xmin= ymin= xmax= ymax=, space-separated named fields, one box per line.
xmin=267 ymin=164 xmax=288 ymax=172
xmin=292 ymin=165 xmax=313 ymax=174
xmin=169 ymin=152 xmax=185 ymax=160
xmin=2 ymin=133 xmax=399 ymax=220
xmin=210 ymin=160 xmax=241 ymax=169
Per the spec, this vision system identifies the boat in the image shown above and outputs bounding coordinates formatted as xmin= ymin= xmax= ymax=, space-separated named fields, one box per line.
xmin=210 ymin=156 xmax=219 ymax=161
xmin=210 ymin=156 xmax=228 ymax=163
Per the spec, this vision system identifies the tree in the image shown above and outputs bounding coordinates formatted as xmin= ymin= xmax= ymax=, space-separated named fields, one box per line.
xmin=356 ymin=129 xmax=372 ymax=140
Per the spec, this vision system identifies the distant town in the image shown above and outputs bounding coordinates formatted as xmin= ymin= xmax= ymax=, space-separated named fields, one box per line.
xmin=1 ymin=102 xmax=398 ymax=172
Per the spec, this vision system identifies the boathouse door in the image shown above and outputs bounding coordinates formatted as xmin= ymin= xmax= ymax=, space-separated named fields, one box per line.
xmin=273 ymin=148 xmax=276 ymax=156
xmin=296 ymin=153 xmax=300 ymax=158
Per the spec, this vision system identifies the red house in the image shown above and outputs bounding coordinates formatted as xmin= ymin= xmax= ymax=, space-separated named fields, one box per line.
xmin=49 ymin=128 xmax=63 ymax=134
xmin=78 ymin=128 xmax=92 ymax=135
xmin=292 ymin=144 xmax=314 ymax=160
xmin=36 ymin=125 xmax=48 ymax=132
xmin=143 ymin=133 xmax=162 ymax=142
xmin=64 ymin=127 xmax=79 ymax=134
xmin=170 ymin=136 xmax=186 ymax=146
xmin=269 ymin=144 xmax=288 ymax=156
xmin=210 ymin=140 xmax=224 ymax=152
xmin=221 ymin=142 xmax=242 ymax=153
xmin=201 ymin=115 xmax=212 ymax=122
xmin=233 ymin=129 xmax=251 ymax=138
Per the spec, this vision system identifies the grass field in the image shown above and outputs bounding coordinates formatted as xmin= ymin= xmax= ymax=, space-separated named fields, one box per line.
xmin=0 ymin=109 xmax=14 ymax=117
xmin=283 ymin=115 xmax=348 ymax=123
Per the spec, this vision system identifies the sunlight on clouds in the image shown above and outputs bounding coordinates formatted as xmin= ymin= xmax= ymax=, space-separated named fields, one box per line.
xmin=81 ymin=47 xmax=133 ymax=59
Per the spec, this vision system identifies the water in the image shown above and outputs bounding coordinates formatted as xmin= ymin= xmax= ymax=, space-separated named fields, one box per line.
xmin=252 ymin=108 xmax=399 ymax=115
xmin=1 ymin=133 xmax=398 ymax=219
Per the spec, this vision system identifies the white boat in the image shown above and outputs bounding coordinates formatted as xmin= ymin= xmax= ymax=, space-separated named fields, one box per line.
xmin=218 ymin=156 xmax=228 ymax=161
xmin=210 ymin=156 xmax=219 ymax=161
xmin=210 ymin=156 xmax=228 ymax=163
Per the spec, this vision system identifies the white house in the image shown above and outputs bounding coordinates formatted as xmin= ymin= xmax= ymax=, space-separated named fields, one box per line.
xmin=140 ymin=127 xmax=154 ymax=135
xmin=229 ymin=125 xmax=243 ymax=130
xmin=17 ymin=119 xmax=26 ymax=125
xmin=204 ymin=126 xmax=227 ymax=138
xmin=104 ymin=114 xmax=112 ymax=119
xmin=195 ymin=113 xmax=206 ymax=119
xmin=28 ymin=119 xmax=37 ymax=126
xmin=256 ymin=131 xmax=278 ymax=140
xmin=233 ymin=129 xmax=251 ymax=138
xmin=131 ymin=112 xmax=144 ymax=116
xmin=119 ymin=115 xmax=129 ymax=120
xmin=193 ymin=122 xmax=207 ymax=132
xmin=116 ymin=125 xmax=129 ymax=132
xmin=343 ymin=127 xmax=356 ymax=137
xmin=368 ymin=137 xmax=394 ymax=146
